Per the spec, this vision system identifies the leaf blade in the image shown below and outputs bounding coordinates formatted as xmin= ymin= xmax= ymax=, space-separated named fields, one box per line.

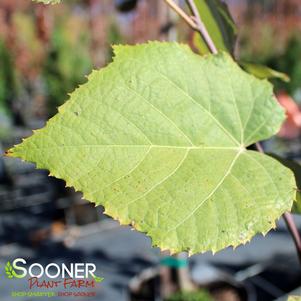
xmin=8 ymin=42 xmax=295 ymax=254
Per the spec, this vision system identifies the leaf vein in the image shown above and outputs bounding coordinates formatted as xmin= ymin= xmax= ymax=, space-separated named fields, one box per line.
xmin=125 ymin=149 xmax=190 ymax=207
xmin=125 ymin=56 xmax=240 ymax=146
xmin=120 ymin=82 xmax=194 ymax=146
xmin=166 ymin=150 xmax=242 ymax=233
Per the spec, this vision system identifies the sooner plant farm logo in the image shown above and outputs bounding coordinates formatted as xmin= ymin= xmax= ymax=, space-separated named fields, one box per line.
xmin=4 ymin=258 xmax=103 ymax=298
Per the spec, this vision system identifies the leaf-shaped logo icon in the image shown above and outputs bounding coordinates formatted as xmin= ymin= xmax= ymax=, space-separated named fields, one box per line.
xmin=93 ymin=275 xmax=104 ymax=283
xmin=5 ymin=262 xmax=14 ymax=279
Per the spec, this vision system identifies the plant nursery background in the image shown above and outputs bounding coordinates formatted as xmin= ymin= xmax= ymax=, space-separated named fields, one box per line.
xmin=0 ymin=0 xmax=301 ymax=301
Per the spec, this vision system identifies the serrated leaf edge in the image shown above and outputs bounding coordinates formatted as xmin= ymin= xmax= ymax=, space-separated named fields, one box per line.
xmin=6 ymin=42 xmax=295 ymax=255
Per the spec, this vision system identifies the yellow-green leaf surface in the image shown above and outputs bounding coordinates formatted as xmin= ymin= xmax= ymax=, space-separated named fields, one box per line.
xmin=288 ymin=296 xmax=301 ymax=301
xmin=270 ymin=155 xmax=301 ymax=214
xmin=8 ymin=43 xmax=295 ymax=254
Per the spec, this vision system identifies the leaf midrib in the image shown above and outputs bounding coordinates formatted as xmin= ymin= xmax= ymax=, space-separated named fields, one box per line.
xmin=26 ymin=145 xmax=242 ymax=150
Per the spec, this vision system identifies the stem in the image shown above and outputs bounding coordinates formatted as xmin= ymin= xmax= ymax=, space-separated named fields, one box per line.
xmin=255 ymin=142 xmax=264 ymax=153
xmin=256 ymin=142 xmax=301 ymax=264
xmin=186 ymin=0 xmax=218 ymax=54
xmin=163 ymin=0 xmax=197 ymax=30
xmin=163 ymin=0 xmax=218 ymax=55
xmin=283 ymin=212 xmax=301 ymax=264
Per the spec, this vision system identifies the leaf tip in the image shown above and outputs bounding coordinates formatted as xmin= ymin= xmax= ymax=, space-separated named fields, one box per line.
xmin=4 ymin=149 xmax=13 ymax=157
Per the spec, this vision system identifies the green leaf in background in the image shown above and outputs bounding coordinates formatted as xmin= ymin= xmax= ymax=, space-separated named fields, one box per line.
xmin=7 ymin=43 xmax=295 ymax=254
xmin=190 ymin=1 xmax=289 ymax=84
xmin=192 ymin=0 xmax=237 ymax=55
xmin=240 ymin=62 xmax=290 ymax=83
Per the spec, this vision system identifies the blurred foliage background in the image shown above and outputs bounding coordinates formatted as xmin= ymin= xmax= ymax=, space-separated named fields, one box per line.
xmin=236 ymin=0 xmax=301 ymax=98
xmin=0 ymin=0 xmax=300 ymax=134
xmin=0 ymin=0 xmax=170 ymax=131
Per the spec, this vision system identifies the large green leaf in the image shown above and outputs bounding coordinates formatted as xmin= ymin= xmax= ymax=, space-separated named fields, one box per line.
xmin=192 ymin=0 xmax=237 ymax=55
xmin=7 ymin=43 xmax=295 ymax=254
